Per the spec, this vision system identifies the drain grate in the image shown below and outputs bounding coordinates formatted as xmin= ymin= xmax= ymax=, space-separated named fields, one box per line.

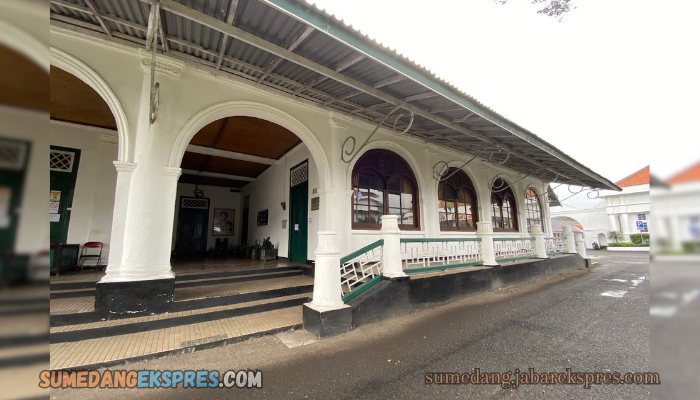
xmin=181 ymin=334 xmax=228 ymax=348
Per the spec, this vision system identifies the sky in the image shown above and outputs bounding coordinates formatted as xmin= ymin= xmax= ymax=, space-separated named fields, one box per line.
xmin=308 ymin=0 xmax=699 ymax=206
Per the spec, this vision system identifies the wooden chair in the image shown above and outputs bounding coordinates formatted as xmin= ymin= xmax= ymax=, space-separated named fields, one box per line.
xmin=78 ymin=242 xmax=103 ymax=270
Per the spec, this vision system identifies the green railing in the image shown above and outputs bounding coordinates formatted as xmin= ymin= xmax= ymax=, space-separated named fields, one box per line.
xmin=400 ymin=237 xmax=482 ymax=243
xmin=342 ymin=274 xmax=382 ymax=303
xmin=340 ymin=239 xmax=383 ymax=264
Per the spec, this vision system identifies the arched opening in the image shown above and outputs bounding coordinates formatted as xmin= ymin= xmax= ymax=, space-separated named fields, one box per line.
xmin=47 ymin=62 xmax=123 ymax=275
xmin=350 ymin=149 xmax=420 ymax=230
xmin=551 ymin=216 xmax=584 ymax=237
xmin=491 ymin=178 xmax=518 ymax=232
xmin=598 ymin=232 xmax=607 ymax=246
xmin=524 ymin=187 xmax=545 ymax=232
xmin=438 ymin=168 xmax=478 ymax=231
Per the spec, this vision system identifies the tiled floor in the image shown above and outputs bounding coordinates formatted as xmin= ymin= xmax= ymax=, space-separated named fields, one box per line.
xmin=49 ymin=305 xmax=303 ymax=370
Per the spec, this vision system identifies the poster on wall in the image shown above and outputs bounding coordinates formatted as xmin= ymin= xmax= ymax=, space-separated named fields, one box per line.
xmin=257 ymin=209 xmax=268 ymax=226
xmin=212 ymin=208 xmax=235 ymax=236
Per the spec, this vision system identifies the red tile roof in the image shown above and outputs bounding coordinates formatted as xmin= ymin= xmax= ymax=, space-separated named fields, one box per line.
xmin=666 ymin=160 xmax=700 ymax=185
xmin=615 ymin=166 xmax=650 ymax=187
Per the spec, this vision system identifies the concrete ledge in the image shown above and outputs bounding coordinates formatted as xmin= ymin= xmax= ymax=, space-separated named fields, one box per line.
xmin=607 ymin=247 xmax=650 ymax=252
xmin=95 ymin=278 xmax=174 ymax=317
xmin=349 ymin=254 xmax=586 ymax=327
xmin=303 ymin=303 xmax=352 ymax=338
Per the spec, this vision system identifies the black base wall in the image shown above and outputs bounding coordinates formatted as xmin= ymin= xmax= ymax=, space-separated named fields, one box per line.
xmin=95 ymin=278 xmax=175 ymax=317
xmin=350 ymin=255 xmax=586 ymax=327
xmin=303 ymin=304 xmax=352 ymax=338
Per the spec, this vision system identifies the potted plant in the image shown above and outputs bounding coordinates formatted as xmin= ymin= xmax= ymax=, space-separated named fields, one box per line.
xmin=259 ymin=237 xmax=278 ymax=261
xmin=251 ymin=240 xmax=262 ymax=260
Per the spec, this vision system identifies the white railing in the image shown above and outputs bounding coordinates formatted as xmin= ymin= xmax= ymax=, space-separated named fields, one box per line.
xmin=545 ymin=236 xmax=567 ymax=255
xmin=493 ymin=237 xmax=536 ymax=261
xmin=340 ymin=239 xmax=383 ymax=294
xmin=400 ymin=238 xmax=482 ymax=271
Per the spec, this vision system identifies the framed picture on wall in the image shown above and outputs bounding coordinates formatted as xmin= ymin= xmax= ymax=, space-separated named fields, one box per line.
xmin=213 ymin=208 xmax=235 ymax=236
xmin=257 ymin=209 xmax=268 ymax=226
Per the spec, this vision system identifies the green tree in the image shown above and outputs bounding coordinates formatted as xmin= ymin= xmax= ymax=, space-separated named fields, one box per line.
xmin=608 ymin=230 xmax=624 ymax=244
xmin=496 ymin=0 xmax=575 ymax=20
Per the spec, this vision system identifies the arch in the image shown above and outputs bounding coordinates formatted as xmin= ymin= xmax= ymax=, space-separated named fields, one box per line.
xmin=0 ymin=20 xmax=48 ymax=71
xmin=350 ymin=149 xmax=420 ymax=229
xmin=170 ymin=100 xmax=331 ymax=189
xmin=437 ymin=167 xmax=479 ymax=231
xmin=524 ymin=186 xmax=545 ymax=232
xmin=50 ymin=47 xmax=131 ymax=162
xmin=345 ymin=140 xmax=424 ymax=193
xmin=597 ymin=232 xmax=608 ymax=246
xmin=490 ymin=176 xmax=519 ymax=231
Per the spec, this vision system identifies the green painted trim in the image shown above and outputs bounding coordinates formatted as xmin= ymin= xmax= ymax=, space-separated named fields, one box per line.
xmin=340 ymin=239 xmax=384 ymax=264
xmin=342 ymin=274 xmax=382 ymax=303
xmin=546 ymin=252 xmax=566 ymax=256
xmin=263 ymin=0 xmax=619 ymax=191
xmin=405 ymin=261 xmax=484 ymax=275
xmin=400 ymin=238 xmax=482 ymax=243
xmin=496 ymin=255 xmax=538 ymax=263
xmin=493 ymin=237 xmax=536 ymax=241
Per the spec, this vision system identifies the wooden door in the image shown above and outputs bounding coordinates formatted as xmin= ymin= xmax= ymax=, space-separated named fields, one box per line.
xmin=176 ymin=197 xmax=210 ymax=257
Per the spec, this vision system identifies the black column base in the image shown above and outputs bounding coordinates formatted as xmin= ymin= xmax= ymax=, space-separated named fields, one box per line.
xmin=303 ymin=303 xmax=352 ymax=338
xmin=95 ymin=278 xmax=175 ymax=317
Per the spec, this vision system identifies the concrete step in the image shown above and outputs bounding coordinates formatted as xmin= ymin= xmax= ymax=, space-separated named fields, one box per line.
xmin=50 ymin=293 xmax=311 ymax=344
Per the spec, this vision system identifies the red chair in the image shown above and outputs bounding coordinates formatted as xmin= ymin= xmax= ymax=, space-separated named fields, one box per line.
xmin=78 ymin=242 xmax=103 ymax=270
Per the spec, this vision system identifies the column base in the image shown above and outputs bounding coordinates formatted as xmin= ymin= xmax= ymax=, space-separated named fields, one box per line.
xmin=95 ymin=278 xmax=175 ymax=316
xmin=303 ymin=303 xmax=352 ymax=338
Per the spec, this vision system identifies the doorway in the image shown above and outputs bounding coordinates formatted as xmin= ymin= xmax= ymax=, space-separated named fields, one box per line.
xmin=175 ymin=196 xmax=210 ymax=257
xmin=0 ymin=138 xmax=30 ymax=251
xmin=49 ymin=146 xmax=81 ymax=244
xmin=288 ymin=160 xmax=308 ymax=264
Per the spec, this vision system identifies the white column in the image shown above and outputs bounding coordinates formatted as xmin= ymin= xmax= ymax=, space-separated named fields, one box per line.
xmin=476 ymin=221 xmax=498 ymax=266
xmin=327 ymin=113 xmax=353 ymax=255
xmin=380 ymin=215 xmax=405 ymax=277
xmin=608 ymin=214 xmax=619 ymax=232
xmin=575 ymin=232 xmax=588 ymax=258
xmin=563 ymin=225 xmax=577 ymax=254
xmin=310 ymin=231 xmax=345 ymax=309
xmin=620 ymin=213 xmax=631 ymax=241
xmin=100 ymin=52 xmax=185 ymax=283
xmin=531 ymin=224 xmax=548 ymax=259
xmin=104 ymin=161 xmax=136 ymax=275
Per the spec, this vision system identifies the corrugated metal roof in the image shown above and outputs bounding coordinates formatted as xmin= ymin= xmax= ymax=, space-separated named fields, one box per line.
xmin=48 ymin=0 xmax=619 ymax=190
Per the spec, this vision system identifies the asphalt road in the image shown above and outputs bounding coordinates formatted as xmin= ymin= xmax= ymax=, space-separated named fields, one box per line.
xmin=649 ymin=257 xmax=700 ymax=400
xmin=53 ymin=252 xmax=653 ymax=399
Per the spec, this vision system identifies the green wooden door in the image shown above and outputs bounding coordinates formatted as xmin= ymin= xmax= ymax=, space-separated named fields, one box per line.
xmin=0 ymin=138 xmax=31 ymax=252
xmin=49 ymin=146 xmax=81 ymax=244
xmin=288 ymin=160 xmax=308 ymax=264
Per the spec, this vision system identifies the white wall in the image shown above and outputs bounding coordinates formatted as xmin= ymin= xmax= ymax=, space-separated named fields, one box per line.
xmin=0 ymin=106 xmax=49 ymax=254
xmin=551 ymin=202 xmax=611 ymax=248
xmin=172 ymin=183 xmax=242 ymax=251
xmin=240 ymin=143 xmax=319 ymax=261
xmin=50 ymin=121 xmax=118 ymax=262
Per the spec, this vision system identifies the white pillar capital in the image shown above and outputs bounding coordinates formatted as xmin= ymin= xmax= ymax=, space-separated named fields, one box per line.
xmin=162 ymin=166 xmax=182 ymax=179
xmin=329 ymin=112 xmax=352 ymax=131
xmin=380 ymin=215 xmax=401 ymax=234
xmin=476 ymin=221 xmax=494 ymax=235
xmin=113 ymin=161 xmax=137 ymax=173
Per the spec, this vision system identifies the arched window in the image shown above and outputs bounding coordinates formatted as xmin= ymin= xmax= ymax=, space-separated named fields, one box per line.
xmin=352 ymin=150 xmax=419 ymax=230
xmin=525 ymin=187 xmax=544 ymax=232
xmin=438 ymin=168 xmax=478 ymax=231
xmin=491 ymin=178 xmax=518 ymax=231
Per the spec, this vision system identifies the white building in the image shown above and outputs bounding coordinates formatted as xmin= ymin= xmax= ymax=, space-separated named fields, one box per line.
xmin=551 ymin=166 xmax=650 ymax=248
xmin=652 ymin=161 xmax=700 ymax=252
xmin=2 ymin=0 xmax=620 ymax=333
